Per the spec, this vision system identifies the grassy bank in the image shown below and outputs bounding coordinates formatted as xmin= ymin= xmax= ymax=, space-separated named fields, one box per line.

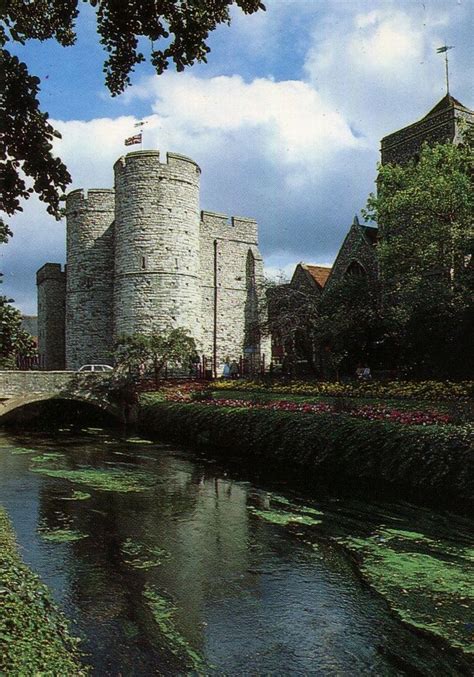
xmin=138 ymin=401 xmax=473 ymax=511
xmin=0 ymin=506 xmax=87 ymax=675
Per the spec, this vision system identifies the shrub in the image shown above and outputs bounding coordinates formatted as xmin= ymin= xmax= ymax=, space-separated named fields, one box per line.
xmin=138 ymin=401 xmax=474 ymax=511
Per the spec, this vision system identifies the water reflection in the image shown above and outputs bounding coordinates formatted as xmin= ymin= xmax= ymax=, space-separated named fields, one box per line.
xmin=0 ymin=429 xmax=472 ymax=676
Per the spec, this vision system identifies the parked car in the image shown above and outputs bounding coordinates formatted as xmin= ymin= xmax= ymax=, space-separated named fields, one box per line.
xmin=78 ymin=364 xmax=114 ymax=372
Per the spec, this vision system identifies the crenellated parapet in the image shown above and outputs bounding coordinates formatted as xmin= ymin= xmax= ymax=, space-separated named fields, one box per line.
xmin=38 ymin=148 xmax=268 ymax=373
xmin=200 ymin=210 xmax=259 ymax=245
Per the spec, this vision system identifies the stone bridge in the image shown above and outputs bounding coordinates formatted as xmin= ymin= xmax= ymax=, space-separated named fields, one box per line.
xmin=0 ymin=371 xmax=122 ymax=423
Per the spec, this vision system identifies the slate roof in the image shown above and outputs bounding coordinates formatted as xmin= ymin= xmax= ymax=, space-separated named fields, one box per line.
xmin=424 ymin=94 xmax=473 ymax=118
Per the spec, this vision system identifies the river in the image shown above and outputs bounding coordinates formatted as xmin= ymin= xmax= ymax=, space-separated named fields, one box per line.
xmin=0 ymin=426 xmax=472 ymax=676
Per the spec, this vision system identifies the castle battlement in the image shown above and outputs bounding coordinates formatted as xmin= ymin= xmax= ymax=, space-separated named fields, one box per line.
xmin=36 ymin=263 xmax=65 ymax=285
xmin=37 ymin=149 xmax=270 ymax=371
xmin=65 ymin=188 xmax=115 ymax=214
xmin=114 ymin=149 xmax=201 ymax=177
xmin=200 ymin=211 xmax=258 ymax=243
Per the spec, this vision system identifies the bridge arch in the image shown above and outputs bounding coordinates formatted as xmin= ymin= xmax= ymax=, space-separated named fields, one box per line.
xmin=0 ymin=393 xmax=122 ymax=427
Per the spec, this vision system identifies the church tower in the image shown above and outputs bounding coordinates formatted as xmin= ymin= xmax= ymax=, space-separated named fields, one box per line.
xmin=380 ymin=94 xmax=473 ymax=165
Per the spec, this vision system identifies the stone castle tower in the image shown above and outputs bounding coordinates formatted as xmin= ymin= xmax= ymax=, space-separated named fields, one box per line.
xmin=37 ymin=150 xmax=270 ymax=372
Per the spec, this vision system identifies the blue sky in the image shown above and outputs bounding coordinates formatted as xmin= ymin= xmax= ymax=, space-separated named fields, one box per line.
xmin=3 ymin=0 xmax=473 ymax=314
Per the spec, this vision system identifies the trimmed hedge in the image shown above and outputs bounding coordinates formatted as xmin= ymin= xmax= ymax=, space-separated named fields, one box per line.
xmin=0 ymin=507 xmax=87 ymax=675
xmin=139 ymin=402 xmax=474 ymax=511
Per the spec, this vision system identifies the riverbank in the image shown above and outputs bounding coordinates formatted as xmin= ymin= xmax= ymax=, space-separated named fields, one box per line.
xmin=138 ymin=400 xmax=474 ymax=512
xmin=0 ymin=506 xmax=87 ymax=675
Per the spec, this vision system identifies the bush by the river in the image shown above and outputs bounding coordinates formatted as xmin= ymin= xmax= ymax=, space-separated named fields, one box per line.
xmin=0 ymin=506 xmax=87 ymax=675
xmin=139 ymin=401 xmax=473 ymax=512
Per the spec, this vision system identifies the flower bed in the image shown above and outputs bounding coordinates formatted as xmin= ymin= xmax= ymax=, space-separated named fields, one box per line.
xmin=212 ymin=379 xmax=474 ymax=401
xmin=165 ymin=394 xmax=452 ymax=426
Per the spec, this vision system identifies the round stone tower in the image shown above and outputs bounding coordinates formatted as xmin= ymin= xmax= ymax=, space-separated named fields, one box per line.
xmin=65 ymin=188 xmax=115 ymax=369
xmin=113 ymin=150 xmax=202 ymax=342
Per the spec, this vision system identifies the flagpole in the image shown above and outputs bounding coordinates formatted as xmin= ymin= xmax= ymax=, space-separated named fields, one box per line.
xmin=445 ymin=50 xmax=449 ymax=95
xmin=436 ymin=45 xmax=454 ymax=96
xmin=134 ymin=120 xmax=147 ymax=150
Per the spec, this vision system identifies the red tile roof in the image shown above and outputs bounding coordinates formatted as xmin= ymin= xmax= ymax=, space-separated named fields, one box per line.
xmin=302 ymin=264 xmax=332 ymax=288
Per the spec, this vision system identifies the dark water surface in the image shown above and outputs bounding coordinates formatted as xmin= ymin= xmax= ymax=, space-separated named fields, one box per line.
xmin=0 ymin=427 xmax=472 ymax=676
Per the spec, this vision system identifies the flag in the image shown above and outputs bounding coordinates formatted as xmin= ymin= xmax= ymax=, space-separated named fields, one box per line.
xmin=437 ymin=45 xmax=453 ymax=53
xmin=134 ymin=121 xmax=147 ymax=127
xmin=125 ymin=133 xmax=142 ymax=146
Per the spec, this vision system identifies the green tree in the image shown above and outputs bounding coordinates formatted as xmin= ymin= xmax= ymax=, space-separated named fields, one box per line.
xmin=365 ymin=138 xmax=474 ymax=377
xmin=0 ymin=0 xmax=264 ymax=234
xmin=0 ymin=293 xmax=37 ymax=369
xmin=263 ymin=274 xmax=321 ymax=372
xmin=114 ymin=327 xmax=196 ymax=386
xmin=313 ymin=275 xmax=385 ymax=380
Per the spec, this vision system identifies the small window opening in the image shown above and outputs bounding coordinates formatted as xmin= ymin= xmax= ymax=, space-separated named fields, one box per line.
xmin=141 ymin=256 xmax=147 ymax=270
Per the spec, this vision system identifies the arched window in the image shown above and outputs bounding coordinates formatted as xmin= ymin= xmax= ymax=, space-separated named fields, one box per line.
xmin=345 ymin=261 xmax=367 ymax=278
xmin=246 ymin=250 xmax=256 ymax=291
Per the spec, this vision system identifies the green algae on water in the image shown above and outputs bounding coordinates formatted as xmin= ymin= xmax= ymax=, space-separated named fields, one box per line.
xmin=125 ymin=437 xmax=154 ymax=444
xmin=143 ymin=586 xmax=206 ymax=673
xmin=121 ymin=538 xmax=170 ymax=569
xmin=11 ymin=447 xmax=38 ymax=455
xmin=39 ymin=528 xmax=88 ymax=543
xmin=30 ymin=467 xmax=155 ymax=493
xmin=339 ymin=528 xmax=474 ymax=655
xmin=249 ymin=507 xmax=321 ymax=527
xmin=31 ymin=452 xmax=66 ymax=465
xmin=59 ymin=490 xmax=91 ymax=501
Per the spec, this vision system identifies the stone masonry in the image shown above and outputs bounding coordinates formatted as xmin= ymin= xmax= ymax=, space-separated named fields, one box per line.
xmin=37 ymin=150 xmax=270 ymax=372
xmin=36 ymin=264 xmax=66 ymax=370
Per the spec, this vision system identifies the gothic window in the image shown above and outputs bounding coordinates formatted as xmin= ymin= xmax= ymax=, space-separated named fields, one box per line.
xmin=345 ymin=261 xmax=367 ymax=278
xmin=246 ymin=250 xmax=256 ymax=291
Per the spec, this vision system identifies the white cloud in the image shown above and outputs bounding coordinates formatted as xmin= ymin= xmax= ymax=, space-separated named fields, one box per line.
xmin=304 ymin=5 xmax=460 ymax=142
xmin=4 ymin=0 xmax=472 ymax=315
xmin=128 ymin=72 xmax=361 ymax=171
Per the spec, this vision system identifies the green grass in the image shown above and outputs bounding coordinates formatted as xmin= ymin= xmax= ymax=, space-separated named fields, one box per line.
xmin=0 ymin=506 xmax=87 ymax=675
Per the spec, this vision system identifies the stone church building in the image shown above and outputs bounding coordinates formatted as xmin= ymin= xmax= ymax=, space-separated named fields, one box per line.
xmin=284 ymin=94 xmax=474 ymax=304
xmin=273 ymin=93 xmax=473 ymax=365
xmin=37 ymin=151 xmax=270 ymax=372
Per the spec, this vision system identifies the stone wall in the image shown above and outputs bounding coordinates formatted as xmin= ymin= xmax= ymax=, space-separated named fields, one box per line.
xmin=381 ymin=105 xmax=473 ymax=165
xmin=113 ymin=151 xmax=202 ymax=341
xmin=199 ymin=212 xmax=270 ymax=373
xmin=65 ymin=189 xmax=115 ymax=369
xmin=38 ymin=150 xmax=269 ymax=372
xmin=0 ymin=370 xmax=109 ymax=397
xmin=36 ymin=264 xmax=66 ymax=370
xmin=324 ymin=220 xmax=378 ymax=290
